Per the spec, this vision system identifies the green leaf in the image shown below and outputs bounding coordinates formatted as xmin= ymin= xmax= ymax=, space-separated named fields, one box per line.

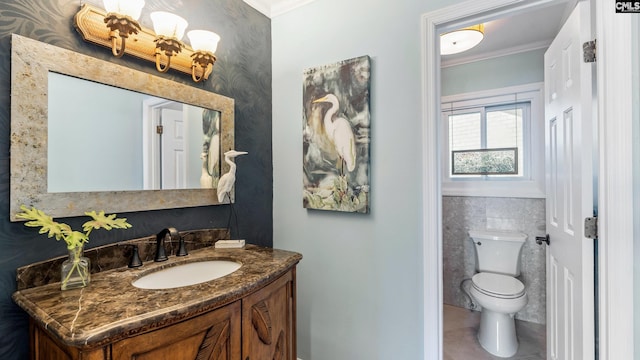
xmin=66 ymin=231 xmax=89 ymax=249
xmin=16 ymin=205 xmax=69 ymax=241
xmin=18 ymin=205 xmax=132 ymax=249
xmin=82 ymin=210 xmax=132 ymax=232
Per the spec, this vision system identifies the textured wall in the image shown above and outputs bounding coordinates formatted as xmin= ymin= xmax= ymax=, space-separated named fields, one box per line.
xmin=442 ymin=196 xmax=547 ymax=324
xmin=0 ymin=1 xmax=271 ymax=358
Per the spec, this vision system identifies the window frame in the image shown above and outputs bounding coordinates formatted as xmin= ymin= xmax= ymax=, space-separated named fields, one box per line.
xmin=441 ymin=83 xmax=545 ymax=198
xmin=447 ymin=102 xmax=529 ymax=177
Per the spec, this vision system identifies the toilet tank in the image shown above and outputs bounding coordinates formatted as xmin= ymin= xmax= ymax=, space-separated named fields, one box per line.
xmin=469 ymin=230 xmax=527 ymax=276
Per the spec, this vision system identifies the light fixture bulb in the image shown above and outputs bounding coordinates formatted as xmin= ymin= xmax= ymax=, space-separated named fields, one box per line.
xmin=150 ymin=11 xmax=189 ymax=40
xmin=440 ymin=24 xmax=485 ymax=55
xmin=188 ymin=30 xmax=221 ymax=54
xmin=103 ymin=0 xmax=145 ymax=20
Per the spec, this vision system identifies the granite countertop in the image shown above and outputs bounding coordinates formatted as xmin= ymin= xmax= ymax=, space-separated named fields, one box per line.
xmin=12 ymin=244 xmax=302 ymax=349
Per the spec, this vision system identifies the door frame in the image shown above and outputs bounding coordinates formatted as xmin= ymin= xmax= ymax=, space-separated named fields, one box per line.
xmin=592 ymin=1 xmax=634 ymax=359
xmin=420 ymin=0 xmax=634 ymax=359
xmin=142 ymin=98 xmax=185 ymax=190
xmin=142 ymin=97 xmax=169 ymax=190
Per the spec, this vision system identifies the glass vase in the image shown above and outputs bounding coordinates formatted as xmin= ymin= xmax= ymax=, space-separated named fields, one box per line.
xmin=60 ymin=244 xmax=90 ymax=290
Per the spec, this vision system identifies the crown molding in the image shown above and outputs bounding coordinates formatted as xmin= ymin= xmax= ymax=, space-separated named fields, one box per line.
xmin=243 ymin=0 xmax=317 ymax=18
xmin=441 ymin=39 xmax=552 ymax=68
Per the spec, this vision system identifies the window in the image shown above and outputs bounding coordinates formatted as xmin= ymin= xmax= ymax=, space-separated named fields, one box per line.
xmin=448 ymin=102 xmax=528 ymax=177
xmin=441 ymin=84 xmax=544 ymax=198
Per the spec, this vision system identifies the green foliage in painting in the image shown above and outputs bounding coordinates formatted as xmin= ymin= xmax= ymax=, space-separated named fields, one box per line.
xmin=303 ymin=175 xmax=368 ymax=213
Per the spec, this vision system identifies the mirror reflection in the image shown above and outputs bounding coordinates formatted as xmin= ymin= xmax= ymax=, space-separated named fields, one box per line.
xmin=48 ymin=73 xmax=221 ymax=192
xmin=10 ymin=34 xmax=235 ymax=220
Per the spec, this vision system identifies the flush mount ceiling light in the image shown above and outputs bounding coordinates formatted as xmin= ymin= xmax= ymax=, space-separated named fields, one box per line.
xmin=74 ymin=2 xmax=220 ymax=82
xmin=440 ymin=24 xmax=485 ymax=55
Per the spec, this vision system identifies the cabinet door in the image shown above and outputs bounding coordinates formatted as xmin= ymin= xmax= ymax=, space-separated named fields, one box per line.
xmin=112 ymin=301 xmax=241 ymax=360
xmin=31 ymin=319 xmax=106 ymax=360
xmin=31 ymin=319 xmax=77 ymax=360
xmin=242 ymin=270 xmax=295 ymax=360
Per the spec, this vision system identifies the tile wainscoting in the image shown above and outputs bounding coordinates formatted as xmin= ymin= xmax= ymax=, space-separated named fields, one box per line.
xmin=442 ymin=196 xmax=547 ymax=324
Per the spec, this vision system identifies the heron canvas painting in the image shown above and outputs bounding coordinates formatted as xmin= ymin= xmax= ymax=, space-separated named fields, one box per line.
xmin=303 ymin=55 xmax=371 ymax=213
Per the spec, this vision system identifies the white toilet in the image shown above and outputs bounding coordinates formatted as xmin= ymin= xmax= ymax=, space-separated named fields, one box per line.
xmin=468 ymin=229 xmax=528 ymax=358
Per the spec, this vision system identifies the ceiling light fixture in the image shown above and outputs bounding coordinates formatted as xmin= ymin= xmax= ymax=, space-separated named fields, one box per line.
xmin=440 ymin=24 xmax=485 ymax=55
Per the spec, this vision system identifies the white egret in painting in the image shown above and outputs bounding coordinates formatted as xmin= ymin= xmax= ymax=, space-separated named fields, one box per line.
xmin=313 ymin=94 xmax=357 ymax=173
xmin=217 ymin=150 xmax=248 ymax=203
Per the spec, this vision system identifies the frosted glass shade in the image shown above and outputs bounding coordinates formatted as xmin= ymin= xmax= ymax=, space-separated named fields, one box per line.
xmin=103 ymin=0 xmax=145 ymax=20
xmin=150 ymin=11 xmax=188 ymax=39
xmin=440 ymin=24 xmax=484 ymax=55
xmin=188 ymin=30 xmax=221 ymax=54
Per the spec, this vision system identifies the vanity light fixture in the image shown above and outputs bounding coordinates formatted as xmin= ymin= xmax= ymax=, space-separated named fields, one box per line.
xmin=187 ymin=30 xmax=220 ymax=82
xmin=102 ymin=0 xmax=145 ymax=58
xmin=150 ymin=11 xmax=188 ymax=73
xmin=74 ymin=3 xmax=220 ymax=82
xmin=440 ymin=24 xmax=485 ymax=55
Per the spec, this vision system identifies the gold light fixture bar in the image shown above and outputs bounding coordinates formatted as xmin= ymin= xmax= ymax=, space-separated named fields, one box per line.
xmin=74 ymin=4 xmax=213 ymax=81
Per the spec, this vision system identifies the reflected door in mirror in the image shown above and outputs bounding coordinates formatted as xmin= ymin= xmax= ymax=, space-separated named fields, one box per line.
xmin=47 ymin=72 xmax=221 ymax=192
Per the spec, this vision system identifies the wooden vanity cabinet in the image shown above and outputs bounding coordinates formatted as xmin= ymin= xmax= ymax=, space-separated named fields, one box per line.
xmin=111 ymin=301 xmax=241 ymax=360
xmin=242 ymin=269 xmax=295 ymax=360
xmin=29 ymin=300 xmax=242 ymax=360
xmin=28 ymin=268 xmax=296 ymax=360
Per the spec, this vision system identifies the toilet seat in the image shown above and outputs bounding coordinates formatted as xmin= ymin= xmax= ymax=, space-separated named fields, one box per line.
xmin=472 ymin=272 xmax=525 ymax=299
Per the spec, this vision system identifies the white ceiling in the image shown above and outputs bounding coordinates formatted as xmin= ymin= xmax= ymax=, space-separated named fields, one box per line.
xmin=242 ymin=0 xmax=317 ymax=18
xmin=441 ymin=1 xmax=574 ymax=67
xmin=244 ymin=0 xmax=574 ymax=66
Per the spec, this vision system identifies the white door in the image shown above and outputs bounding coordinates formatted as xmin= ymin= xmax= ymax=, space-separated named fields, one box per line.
xmin=544 ymin=2 xmax=595 ymax=360
xmin=160 ymin=108 xmax=187 ymax=189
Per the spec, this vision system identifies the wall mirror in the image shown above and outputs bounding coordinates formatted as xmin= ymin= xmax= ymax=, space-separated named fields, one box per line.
xmin=10 ymin=34 xmax=234 ymax=221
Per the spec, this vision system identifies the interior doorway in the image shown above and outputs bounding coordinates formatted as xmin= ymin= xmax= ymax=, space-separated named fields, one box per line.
xmin=142 ymin=98 xmax=186 ymax=190
xmin=437 ymin=2 xmax=574 ymax=358
xmin=421 ymin=1 xmax=635 ymax=359
xmin=438 ymin=1 xmax=598 ymax=358
xmin=421 ymin=0 xmax=584 ymax=358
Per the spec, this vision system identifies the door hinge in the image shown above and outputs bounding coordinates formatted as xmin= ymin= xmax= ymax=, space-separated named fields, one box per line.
xmin=583 ymin=39 xmax=596 ymax=63
xmin=156 ymin=125 xmax=163 ymax=134
xmin=584 ymin=216 xmax=598 ymax=239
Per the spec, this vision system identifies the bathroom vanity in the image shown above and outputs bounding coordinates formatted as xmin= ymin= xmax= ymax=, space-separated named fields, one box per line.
xmin=12 ymin=234 xmax=301 ymax=360
xmin=9 ymin=34 xmax=293 ymax=359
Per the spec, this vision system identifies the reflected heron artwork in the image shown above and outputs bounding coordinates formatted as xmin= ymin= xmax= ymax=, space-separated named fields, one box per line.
xmin=303 ymin=55 xmax=371 ymax=213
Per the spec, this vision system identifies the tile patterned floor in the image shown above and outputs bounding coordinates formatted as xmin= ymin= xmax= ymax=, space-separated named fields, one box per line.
xmin=444 ymin=304 xmax=546 ymax=360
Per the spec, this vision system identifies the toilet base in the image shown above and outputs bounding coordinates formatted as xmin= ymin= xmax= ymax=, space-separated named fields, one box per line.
xmin=477 ymin=309 xmax=518 ymax=358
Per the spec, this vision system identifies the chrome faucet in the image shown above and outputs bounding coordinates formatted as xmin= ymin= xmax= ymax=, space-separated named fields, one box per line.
xmin=154 ymin=227 xmax=179 ymax=262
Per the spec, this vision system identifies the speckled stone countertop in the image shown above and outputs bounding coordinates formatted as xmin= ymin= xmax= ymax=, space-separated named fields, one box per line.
xmin=12 ymin=244 xmax=302 ymax=349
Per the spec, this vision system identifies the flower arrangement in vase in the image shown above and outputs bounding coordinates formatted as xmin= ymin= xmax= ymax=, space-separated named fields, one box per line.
xmin=17 ymin=205 xmax=132 ymax=290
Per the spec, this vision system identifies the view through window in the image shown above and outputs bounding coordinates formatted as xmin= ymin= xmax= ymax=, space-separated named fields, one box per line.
xmin=447 ymin=102 xmax=528 ymax=177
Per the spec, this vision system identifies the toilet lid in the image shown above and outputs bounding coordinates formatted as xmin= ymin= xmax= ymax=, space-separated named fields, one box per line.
xmin=472 ymin=272 xmax=525 ymax=298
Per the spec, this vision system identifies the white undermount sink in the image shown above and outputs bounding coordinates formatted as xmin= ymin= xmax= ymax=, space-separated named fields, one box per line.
xmin=132 ymin=260 xmax=241 ymax=290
